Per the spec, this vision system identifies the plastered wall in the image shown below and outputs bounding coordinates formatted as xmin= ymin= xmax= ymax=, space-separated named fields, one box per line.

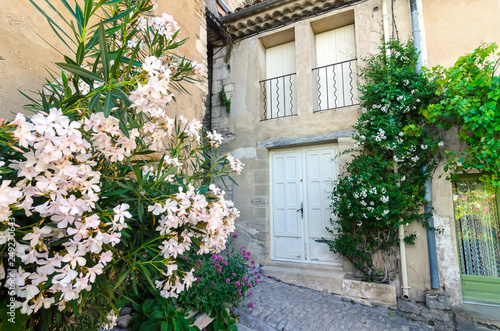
xmin=0 ymin=0 xmax=208 ymax=121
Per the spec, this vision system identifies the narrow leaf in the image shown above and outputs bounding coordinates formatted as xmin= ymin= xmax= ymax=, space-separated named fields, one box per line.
xmin=76 ymin=42 xmax=85 ymax=65
xmin=56 ymin=62 xmax=104 ymax=82
xmin=89 ymin=92 xmax=101 ymax=112
xmin=125 ymin=43 xmax=141 ymax=79
xmin=74 ymin=3 xmax=84 ymax=36
xmin=110 ymin=47 xmax=124 ymax=78
xmin=103 ymin=91 xmax=113 ymax=117
xmin=98 ymin=21 xmax=110 ymax=81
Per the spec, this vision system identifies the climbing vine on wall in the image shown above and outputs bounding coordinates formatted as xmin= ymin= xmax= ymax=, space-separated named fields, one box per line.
xmin=327 ymin=40 xmax=440 ymax=282
xmin=423 ymin=43 xmax=500 ymax=188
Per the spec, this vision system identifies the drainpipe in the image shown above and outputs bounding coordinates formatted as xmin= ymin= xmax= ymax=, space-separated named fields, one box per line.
xmin=395 ymin=163 xmax=410 ymax=299
xmin=410 ymin=0 xmax=440 ymax=290
xmin=383 ymin=0 xmax=410 ymax=299
xmin=381 ymin=0 xmax=391 ymax=56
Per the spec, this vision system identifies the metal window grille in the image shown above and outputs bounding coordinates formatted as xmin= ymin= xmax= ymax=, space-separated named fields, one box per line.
xmin=260 ymin=73 xmax=297 ymax=120
xmin=312 ymin=59 xmax=358 ymax=112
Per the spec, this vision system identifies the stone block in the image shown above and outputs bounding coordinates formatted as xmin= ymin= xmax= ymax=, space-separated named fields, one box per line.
xmin=420 ymin=307 xmax=452 ymax=322
xmin=254 ymin=170 xmax=269 ymax=184
xmin=214 ymin=57 xmax=226 ymax=69
xmin=213 ymin=67 xmax=229 ymax=81
xmin=434 ymin=320 xmax=456 ymax=331
xmin=397 ymin=300 xmax=423 ymax=314
xmin=254 ymin=184 xmax=269 ymax=196
xmin=212 ymin=80 xmax=222 ymax=94
xmin=120 ymin=307 xmax=132 ymax=315
xmin=342 ymin=279 xmax=397 ymax=304
xmin=425 ymin=292 xmax=451 ymax=310
xmin=232 ymin=147 xmax=257 ymax=160
xmin=250 ymin=197 xmax=267 ymax=208
xmin=192 ymin=312 xmax=214 ymax=329
xmin=257 ymin=148 xmax=268 ymax=160
xmin=254 ymin=207 xmax=266 ymax=219
xmin=224 ymin=83 xmax=235 ymax=92
xmin=403 ymin=312 xmax=429 ymax=323
xmin=116 ymin=315 xmax=133 ymax=328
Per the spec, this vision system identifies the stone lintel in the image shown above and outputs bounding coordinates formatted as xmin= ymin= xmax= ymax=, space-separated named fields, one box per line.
xmin=257 ymin=130 xmax=356 ymax=149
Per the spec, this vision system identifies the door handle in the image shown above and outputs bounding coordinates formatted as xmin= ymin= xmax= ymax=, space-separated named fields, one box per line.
xmin=297 ymin=202 xmax=303 ymax=218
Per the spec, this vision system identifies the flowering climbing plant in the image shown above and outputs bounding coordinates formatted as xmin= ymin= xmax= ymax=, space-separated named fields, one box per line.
xmin=326 ymin=40 xmax=441 ymax=282
xmin=0 ymin=0 xmax=243 ymax=330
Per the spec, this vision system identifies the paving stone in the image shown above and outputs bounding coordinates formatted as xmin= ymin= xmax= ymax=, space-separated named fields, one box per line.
xmin=234 ymin=276 xmax=433 ymax=330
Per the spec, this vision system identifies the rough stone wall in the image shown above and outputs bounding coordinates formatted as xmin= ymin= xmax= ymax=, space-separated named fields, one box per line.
xmin=0 ymin=0 xmax=208 ymax=122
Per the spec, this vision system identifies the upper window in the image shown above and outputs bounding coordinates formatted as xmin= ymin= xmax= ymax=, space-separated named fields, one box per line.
xmin=313 ymin=24 xmax=358 ymax=111
xmin=260 ymin=40 xmax=297 ymax=120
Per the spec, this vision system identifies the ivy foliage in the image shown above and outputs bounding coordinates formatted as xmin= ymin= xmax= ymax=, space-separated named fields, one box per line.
xmin=327 ymin=40 xmax=440 ymax=281
xmin=423 ymin=43 xmax=500 ymax=188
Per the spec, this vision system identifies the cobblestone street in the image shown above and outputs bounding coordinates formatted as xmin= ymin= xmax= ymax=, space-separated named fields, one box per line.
xmin=233 ymin=277 xmax=432 ymax=331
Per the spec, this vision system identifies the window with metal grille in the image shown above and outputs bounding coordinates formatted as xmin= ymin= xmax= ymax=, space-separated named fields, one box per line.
xmin=260 ymin=41 xmax=297 ymax=120
xmin=313 ymin=24 xmax=358 ymax=112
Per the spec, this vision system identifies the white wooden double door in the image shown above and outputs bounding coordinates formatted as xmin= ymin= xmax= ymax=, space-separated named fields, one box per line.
xmin=270 ymin=145 xmax=341 ymax=265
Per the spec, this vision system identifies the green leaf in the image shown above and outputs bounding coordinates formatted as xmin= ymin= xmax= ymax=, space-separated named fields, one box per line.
xmin=29 ymin=0 xmax=76 ymax=48
xmin=89 ymin=92 xmax=101 ymax=112
xmin=113 ymin=269 xmax=131 ymax=290
xmin=98 ymin=21 xmax=110 ymax=81
xmin=104 ymin=0 xmax=125 ymax=4
xmin=110 ymin=47 xmax=125 ymax=78
xmin=114 ymin=107 xmax=130 ymax=138
xmin=83 ymin=0 xmax=93 ymax=26
xmin=74 ymin=2 xmax=84 ymax=36
xmin=138 ymin=265 xmax=156 ymax=290
xmin=103 ymin=91 xmax=113 ymax=117
xmin=101 ymin=7 xmax=134 ymax=26
xmin=56 ymin=62 xmax=104 ymax=82
xmin=125 ymin=43 xmax=141 ymax=79
xmin=76 ymin=42 xmax=85 ymax=65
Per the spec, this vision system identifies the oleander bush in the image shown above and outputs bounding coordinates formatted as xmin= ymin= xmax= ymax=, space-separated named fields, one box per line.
xmin=0 ymin=0 xmax=247 ymax=330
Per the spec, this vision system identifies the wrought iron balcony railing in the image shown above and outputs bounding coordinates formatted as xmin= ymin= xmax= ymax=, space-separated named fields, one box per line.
xmin=312 ymin=59 xmax=358 ymax=112
xmin=260 ymin=73 xmax=297 ymax=120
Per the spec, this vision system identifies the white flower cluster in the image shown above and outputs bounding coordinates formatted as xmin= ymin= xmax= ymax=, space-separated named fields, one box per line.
xmin=137 ymin=13 xmax=179 ymax=41
xmin=374 ymin=128 xmax=387 ymax=142
xmin=130 ymin=55 xmax=173 ymax=112
xmin=350 ymin=182 xmax=390 ymax=222
xmin=101 ymin=310 xmax=118 ymax=330
xmin=153 ymin=184 xmax=238 ymax=299
xmin=1 ymin=108 xmax=131 ymax=314
xmin=226 ymin=154 xmax=244 ymax=175
xmin=84 ymin=112 xmax=139 ymax=162
xmin=206 ymin=130 xmax=223 ymax=148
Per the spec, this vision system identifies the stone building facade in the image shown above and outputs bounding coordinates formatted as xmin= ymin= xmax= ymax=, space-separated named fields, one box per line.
xmin=207 ymin=0 xmax=500 ymax=324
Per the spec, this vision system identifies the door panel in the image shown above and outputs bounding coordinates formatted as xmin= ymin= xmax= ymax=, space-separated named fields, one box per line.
xmin=271 ymin=151 xmax=302 ymax=238
xmin=271 ymin=145 xmax=341 ymax=265
xmin=304 ymin=147 xmax=341 ymax=264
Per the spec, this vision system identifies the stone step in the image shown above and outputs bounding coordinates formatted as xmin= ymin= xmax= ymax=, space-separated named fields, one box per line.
xmin=454 ymin=302 xmax=500 ymax=330
xmin=261 ymin=261 xmax=345 ymax=295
